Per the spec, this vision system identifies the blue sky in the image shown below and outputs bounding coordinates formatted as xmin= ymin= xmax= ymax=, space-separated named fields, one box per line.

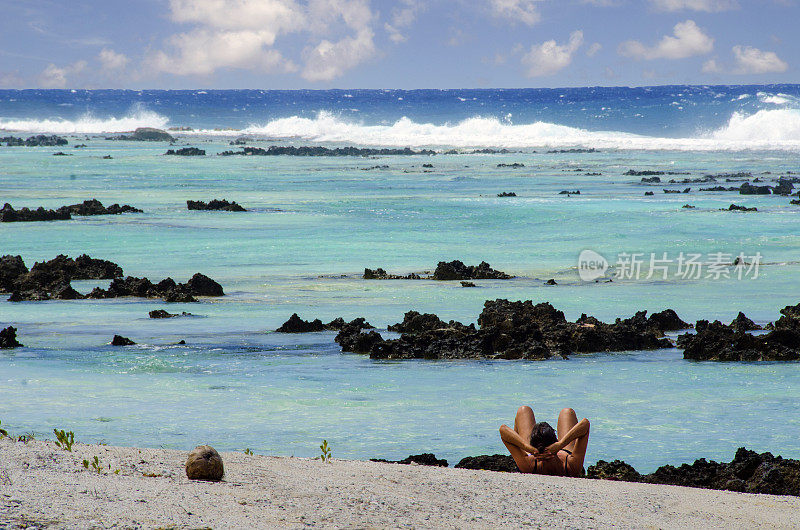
xmin=0 ymin=0 xmax=797 ymax=89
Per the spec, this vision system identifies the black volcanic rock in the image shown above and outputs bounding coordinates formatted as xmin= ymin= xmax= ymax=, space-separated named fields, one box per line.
xmin=7 ymin=135 xmax=68 ymax=147
xmin=117 ymin=128 xmax=175 ymax=142
xmin=454 ymin=454 xmax=519 ymax=473
xmin=278 ymin=314 xmax=370 ymax=333
xmin=362 ymin=268 xmax=421 ymax=280
xmin=149 ymin=309 xmax=192 ymax=318
xmin=724 ymin=204 xmax=757 ymax=212
xmin=590 ymin=448 xmax=800 ymax=497
xmin=344 ymin=300 xmax=678 ymax=361
xmin=187 ymin=199 xmax=246 ymax=212
xmin=432 ymin=261 xmax=513 ymax=281
xmin=1 ymin=203 xmax=71 ymax=222
xmin=0 ymin=255 xmax=28 ymax=292
xmin=66 ymin=199 xmax=142 ymax=216
xmin=497 ymin=192 xmax=517 ymax=197
xmin=0 ymin=326 xmax=22 ymax=348
xmin=165 ymin=147 xmax=205 ymax=156
xmin=111 ymin=335 xmax=136 ymax=346
xmin=677 ymin=312 xmax=800 ymax=361
xmin=277 ymin=313 xmax=326 ymax=333
xmin=740 ymin=182 xmax=772 ymax=195
xmin=186 ymin=273 xmax=224 ymax=296
xmin=1 ymin=200 xmax=141 ymax=222
xmin=587 ymin=460 xmax=642 ymax=482
xmin=373 ymin=453 xmax=449 ymax=467
xmin=730 ymin=312 xmax=762 ymax=332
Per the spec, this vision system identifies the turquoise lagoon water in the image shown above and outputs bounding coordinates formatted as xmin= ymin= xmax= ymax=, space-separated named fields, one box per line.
xmin=1 ymin=88 xmax=800 ymax=471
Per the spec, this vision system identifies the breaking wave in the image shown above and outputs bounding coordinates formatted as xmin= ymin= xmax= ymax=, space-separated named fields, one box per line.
xmin=232 ymin=109 xmax=800 ymax=151
xmin=3 ymin=105 xmax=800 ymax=151
xmin=0 ymin=107 xmax=169 ymax=134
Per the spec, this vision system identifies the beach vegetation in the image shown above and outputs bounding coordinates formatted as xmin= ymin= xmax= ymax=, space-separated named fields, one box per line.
xmin=83 ymin=456 xmax=102 ymax=473
xmin=0 ymin=420 xmax=7 ymax=437
xmin=244 ymin=448 xmax=254 ymax=455
xmin=54 ymin=428 xmax=75 ymax=451
xmin=17 ymin=432 xmax=35 ymax=443
xmin=319 ymin=439 xmax=332 ymax=463
xmin=82 ymin=455 xmax=120 ymax=474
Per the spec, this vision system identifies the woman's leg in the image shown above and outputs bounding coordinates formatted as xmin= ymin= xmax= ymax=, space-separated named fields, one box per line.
xmin=556 ymin=407 xmax=578 ymax=451
xmin=515 ymin=405 xmax=536 ymax=440
xmin=557 ymin=407 xmax=589 ymax=475
xmin=502 ymin=406 xmax=536 ymax=472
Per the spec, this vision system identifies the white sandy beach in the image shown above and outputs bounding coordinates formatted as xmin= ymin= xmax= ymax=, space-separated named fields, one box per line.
xmin=1 ymin=438 xmax=799 ymax=529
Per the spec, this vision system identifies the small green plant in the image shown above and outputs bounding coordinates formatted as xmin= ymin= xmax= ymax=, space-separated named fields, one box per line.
xmin=319 ymin=439 xmax=332 ymax=463
xmin=83 ymin=456 xmax=102 ymax=474
xmin=17 ymin=432 xmax=35 ymax=443
xmin=53 ymin=429 xmax=75 ymax=451
xmin=244 ymin=448 xmax=254 ymax=455
xmin=82 ymin=456 xmax=119 ymax=475
xmin=0 ymin=420 xmax=7 ymax=437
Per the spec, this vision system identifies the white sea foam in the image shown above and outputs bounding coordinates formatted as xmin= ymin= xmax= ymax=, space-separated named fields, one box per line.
xmin=758 ymin=92 xmax=796 ymax=105
xmin=5 ymin=105 xmax=800 ymax=151
xmin=226 ymin=110 xmax=800 ymax=151
xmin=0 ymin=107 xmax=169 ymax=134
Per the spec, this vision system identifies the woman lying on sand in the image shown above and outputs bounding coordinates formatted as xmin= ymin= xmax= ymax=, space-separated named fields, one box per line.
xmin=500 ymin=406 xmax=590 ymax=477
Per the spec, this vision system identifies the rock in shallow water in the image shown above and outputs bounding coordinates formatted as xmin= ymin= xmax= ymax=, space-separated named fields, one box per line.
xmin=111 ymin=335 xmax=135 ymax=346
xmin=677 ymin=308 xmax=800 ymax=361
xmin=0 ymin=326 xmax=22 ymax=348
xmin=186 ymin=445 xmax=224 ymax=481
xmin=335 ymin=300 xmax=684 ymax=361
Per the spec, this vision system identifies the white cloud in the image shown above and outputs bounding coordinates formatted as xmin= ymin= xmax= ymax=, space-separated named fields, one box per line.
xmin=0 ymin=71 xmax=24 ymax=88
xmin=650 ymin=0 xmax=738 ymax=11
xmin=489 ymin=0 xmax=543 ymax=26
xmin=521 ymin=30 xmax=583 ymax=77
xmin=302 ymin=28 xmax=376 ymax=81
xmin=618 ymin=20 xmax=713 ymax=60
xmin=98 ymin=49 xmax=129 ymax=70
xmin=732 ymin=45 xmax=788 ymax=74
xmin=702 ymin=58 xmax=723 ymax=73
xmin=586 ymin=42 xmax=602 ymax=57
xmin=149 ymin=0 xmax=376 ymax=80
xmin=385 ymin=0 xmax=423 ymax=43
xmin=38 ymin=61 xmax=87 ymax=88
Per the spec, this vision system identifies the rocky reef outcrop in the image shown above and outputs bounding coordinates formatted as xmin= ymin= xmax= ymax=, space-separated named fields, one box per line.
xmin=275 ymin=314 xmax=361 ymax=333
xmin=115 ymin=128 xmax=175 ymax=142
xmin=186 ymin=199 xmax=246 ymax=212
xmin=588 ymin=448 xmax=800 ymax=497
xmin=1 ymin=135 xmax=68 ymax=146
xmin=0 ymin=326 xmax=22 ymax=348
xmin=1 ymin=200 xmax=141 ymax=222
xmin=165 ymin=147 xmax=205 ymax=156
xmin=677 ymin=306 xmax=800 ymax=361
xmin=335 ymin=300 xmax=686 ymax=360
xmin=1 ymin=254 xmax=223 ymax=303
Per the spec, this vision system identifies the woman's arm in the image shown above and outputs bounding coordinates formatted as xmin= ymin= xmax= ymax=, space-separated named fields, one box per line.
xmin=543 ymin=418 xmax=590 ymax=454
xmin=499 ymin=424 xmax=538 ymax=455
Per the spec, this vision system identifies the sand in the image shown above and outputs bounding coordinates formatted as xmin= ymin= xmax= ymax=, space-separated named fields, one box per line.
xmin=1 ymin=437 xmax=798 ymax=529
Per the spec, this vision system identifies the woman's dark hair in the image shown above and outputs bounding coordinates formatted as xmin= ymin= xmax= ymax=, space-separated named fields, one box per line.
xmin=530 ymin=421 xmax=558 ymax=451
